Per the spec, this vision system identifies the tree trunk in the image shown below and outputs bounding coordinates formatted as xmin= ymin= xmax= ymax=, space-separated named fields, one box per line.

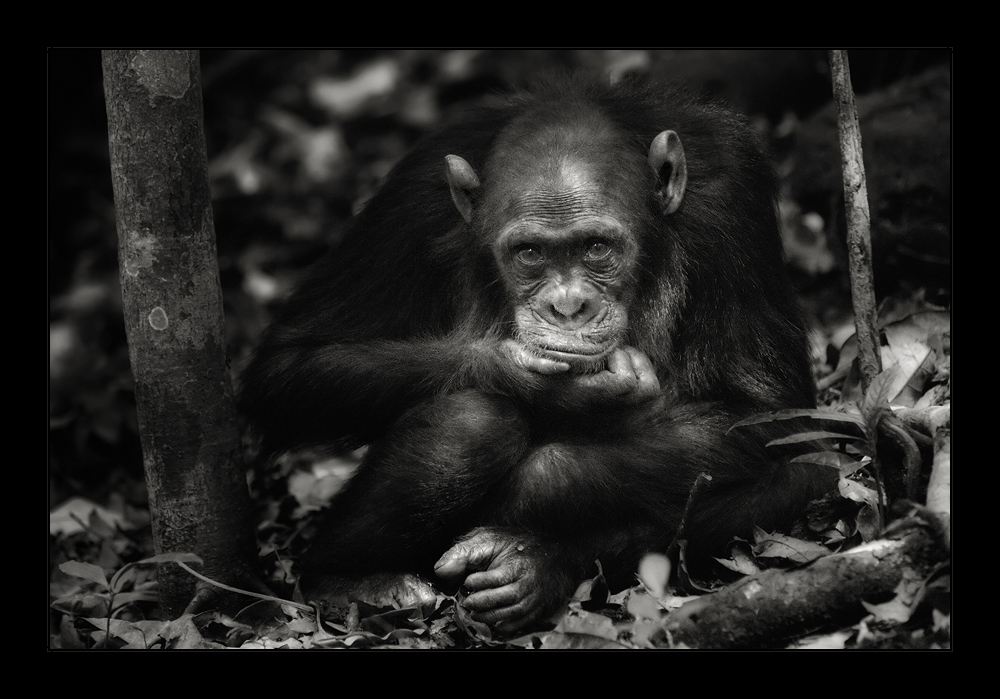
xmin=830 ymin=49 xmax=881 ymax=393
xmin=102 ymin=50 xmax=258 ymax=617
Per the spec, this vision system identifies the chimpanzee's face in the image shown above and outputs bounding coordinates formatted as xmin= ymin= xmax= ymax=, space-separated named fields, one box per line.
xmin=490 ymin=158 xmax=638 ymax=372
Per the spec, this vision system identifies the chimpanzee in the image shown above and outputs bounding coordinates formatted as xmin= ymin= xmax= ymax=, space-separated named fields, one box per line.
xmin=238 ymin=76 xmax=836 ymax=635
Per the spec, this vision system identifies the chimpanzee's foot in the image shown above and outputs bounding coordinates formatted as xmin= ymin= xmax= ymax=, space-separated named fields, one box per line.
xmin=302 ymin=572 xmax=439 ymax=615
xmin=435 ymin=527 xmax=575 ymax=636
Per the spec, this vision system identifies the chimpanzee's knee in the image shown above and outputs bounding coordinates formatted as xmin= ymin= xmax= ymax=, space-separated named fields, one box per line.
xmin=424 ymin=390 xmax=527 ymax=448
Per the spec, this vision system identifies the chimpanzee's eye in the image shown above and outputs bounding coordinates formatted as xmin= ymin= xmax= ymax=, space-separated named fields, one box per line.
xmin=514 ymin=245 xmax=544 ymax=265
xmin=584 ymin=240 xmax=612 ymax=261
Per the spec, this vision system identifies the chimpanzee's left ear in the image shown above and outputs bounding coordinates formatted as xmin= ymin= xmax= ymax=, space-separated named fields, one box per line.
xmin=445 ymin=154 xmax=480 ymax=224
xmin=648 ymin=130 xmax=687 ymax=216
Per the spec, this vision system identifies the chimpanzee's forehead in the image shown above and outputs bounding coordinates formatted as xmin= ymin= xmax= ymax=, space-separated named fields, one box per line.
xmin=485 ymin=153 xmax=617 ymax=223
xmin=487 ymin=106 xmax=646 ymax=193
xmin=483 ymin=143 xmax=647 ymax=228
xmin=517 ymin=155 xmax=602 ymax=197
xmin=502 ymin=187 xmax=616 ymax=229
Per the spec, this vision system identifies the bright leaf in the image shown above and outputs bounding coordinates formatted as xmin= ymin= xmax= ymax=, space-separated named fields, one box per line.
xmin=637 ymin=553 xmax=671 ymax=597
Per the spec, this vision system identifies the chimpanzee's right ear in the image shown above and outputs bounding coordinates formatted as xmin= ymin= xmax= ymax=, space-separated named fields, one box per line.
xmin=648 ymin=130 xmax=687 ymax=216
xmin=445 ymin=154 xmax=480 ymax=224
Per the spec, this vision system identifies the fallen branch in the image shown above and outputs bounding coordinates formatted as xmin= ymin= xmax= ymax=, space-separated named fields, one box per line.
xmin=924 ymin=421 xmax=951 ymax=548
xmin=663 ymin=507 xmax=948 ymax=648
xmin=895 ymin=405 xmax=950 ymax=546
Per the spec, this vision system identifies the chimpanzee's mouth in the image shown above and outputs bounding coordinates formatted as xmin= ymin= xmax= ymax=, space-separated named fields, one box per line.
xmin=539 ymin=345 xmax=606 ymax=358
xmin=535 ymin=343 xmax=615 ymax=370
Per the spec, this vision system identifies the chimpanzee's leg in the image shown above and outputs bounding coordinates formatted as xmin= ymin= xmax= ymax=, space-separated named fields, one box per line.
xmin=436 ymin=403 xmax=836 ymax=632
xmin=492 ymin=404 xmax=836 ymax=565
xmin=299 ymin=389 xmax=530 ymax=608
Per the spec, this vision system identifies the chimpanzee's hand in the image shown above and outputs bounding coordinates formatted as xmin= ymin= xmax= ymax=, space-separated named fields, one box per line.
xmin=566 ymin=346 xmax=661 ymax=404
xmin=501 ymin=340 xmax=661 ymax=415
xmin=503 ymin=338 xmax=572 ymax=376
xmin=531 ymin=346 xmax=661 ymax=412
xmin=434 ymin=527 xmax=572 ymax=636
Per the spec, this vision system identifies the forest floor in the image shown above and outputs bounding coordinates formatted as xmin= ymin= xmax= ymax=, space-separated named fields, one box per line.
xmin=49 ymin=50 xmax=951 ymax=650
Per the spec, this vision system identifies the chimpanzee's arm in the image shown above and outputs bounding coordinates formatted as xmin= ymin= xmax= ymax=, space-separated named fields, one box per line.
xmin=238 ymin=332 xmax=521 ymax=454
xmin=239 ymin=324 xmax=656 ymax=456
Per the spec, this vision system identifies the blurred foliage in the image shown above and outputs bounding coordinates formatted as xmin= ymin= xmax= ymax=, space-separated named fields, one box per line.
xmin=49 ymin=49 xmax=951 ymax=649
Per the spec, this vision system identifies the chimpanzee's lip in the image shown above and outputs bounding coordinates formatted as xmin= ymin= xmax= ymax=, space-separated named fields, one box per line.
xmin=536 ymin=344 xmax=614 ymax=366
xmin=540 ymin=346 xmax=605 ymax=358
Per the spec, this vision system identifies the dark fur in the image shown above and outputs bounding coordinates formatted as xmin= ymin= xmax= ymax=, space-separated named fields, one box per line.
xmin=239 ymin=78 xmax=835 ymax=631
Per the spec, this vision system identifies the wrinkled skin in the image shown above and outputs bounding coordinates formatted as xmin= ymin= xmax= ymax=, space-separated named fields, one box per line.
xmin=436 ymin=528 xmax=571 ymax=635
